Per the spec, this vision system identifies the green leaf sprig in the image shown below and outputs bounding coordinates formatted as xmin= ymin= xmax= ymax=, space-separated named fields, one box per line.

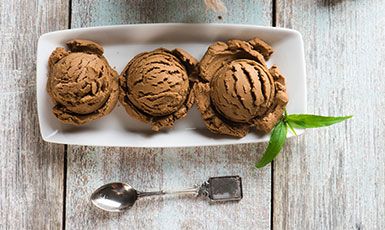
xmin=255 ymin=112 xmax=352 ymax=168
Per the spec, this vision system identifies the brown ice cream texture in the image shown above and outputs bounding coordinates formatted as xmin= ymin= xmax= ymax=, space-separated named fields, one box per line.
xmin=47 ymin=40 xmax=119 ymax=125
xmin=195 ymin=37 xmax=288 ymax=137
xmin=119 ymin=48 xmax=197 ymax=131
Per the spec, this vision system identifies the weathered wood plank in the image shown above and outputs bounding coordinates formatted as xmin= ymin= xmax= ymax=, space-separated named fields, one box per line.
xmin=66 ymin=0 xmax=273 ymax=229
xmin=0 ymin=0 xmax=68 ymax=229
xmin=67 ymin=145 xmax=271 ymax=229
xmin=70 ymin=0 xmax=272 ymax=27
xmin=274 ymin=0 xmax=385 ymax=229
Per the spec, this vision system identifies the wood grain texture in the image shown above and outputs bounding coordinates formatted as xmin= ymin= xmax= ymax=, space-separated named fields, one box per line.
xmin=66 ymin=145 xmax=271 ymax=229
xmin=274 ymin=0 xmax=385 ymax=229
xmin=71 ymin=0 xmax=272 ymax=27
xmin=66 ymin=1 xmax=273 ymax=229
xmin=0 ymin=0 xmax=68 ymax=229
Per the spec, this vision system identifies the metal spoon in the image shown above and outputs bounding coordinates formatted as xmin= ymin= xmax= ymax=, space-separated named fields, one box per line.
xmin=91 ymin=176 xmax=243 ymax=212
xmin=90 ymin=182 xmax=200 ymax=212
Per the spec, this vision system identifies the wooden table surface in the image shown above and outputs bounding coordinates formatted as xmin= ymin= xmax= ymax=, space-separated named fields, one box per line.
xmin=1 ymin=0 xmax=384 ymax=229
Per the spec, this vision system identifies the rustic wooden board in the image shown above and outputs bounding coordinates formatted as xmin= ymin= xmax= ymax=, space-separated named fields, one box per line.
xmin=0 ymin=0 xmax=68 ymax=229
xmin=1 ymin=0 xmax=384 ymax=229
xmin=274 ymin=0 xmax=385 ymax=229
xmin=66 ymin=0 xmax=274 ymax=229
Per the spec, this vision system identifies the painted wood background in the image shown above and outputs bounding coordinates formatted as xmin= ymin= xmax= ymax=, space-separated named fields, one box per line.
xmin=0 ymin=0 xmax=384 ymax=229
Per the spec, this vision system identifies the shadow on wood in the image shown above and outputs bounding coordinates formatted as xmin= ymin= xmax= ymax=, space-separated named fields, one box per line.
xmin=319 ymin=0 xmax=345 ymax=6
xmin=134 ymin=0 xmax=221 ymax=23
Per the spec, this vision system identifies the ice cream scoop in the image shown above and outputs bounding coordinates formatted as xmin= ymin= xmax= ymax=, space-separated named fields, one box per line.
xmin=210 ymin=59 xmax=275 ymax=123
xmin=195 ymin=38 xmax=288 ymax=137
xmin=119 ymin=48 xmax=197 ymax=131
xmin=47 ymin=40 xmax=119 ymax=125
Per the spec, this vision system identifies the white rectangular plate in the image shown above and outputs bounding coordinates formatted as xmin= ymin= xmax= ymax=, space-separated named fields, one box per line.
xmin=37 ymin=23 xmax=307 ymax=147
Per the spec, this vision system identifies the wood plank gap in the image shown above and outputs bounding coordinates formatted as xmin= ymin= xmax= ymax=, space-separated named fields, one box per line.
xmin=63 ymin=1 xmax=71 ymax=229
xmin=272 ymin=0 xmax=276 ymax=27
xmin=68 ymin=0 xmax=72 ymax=28
xmin=62 ymin=145 xmax=68 ymax=230
xmin=271 ymin=2 xmax=276 ymax=229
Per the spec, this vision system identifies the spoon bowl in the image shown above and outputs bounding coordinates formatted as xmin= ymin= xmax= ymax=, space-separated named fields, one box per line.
xmin=91 ymin=182 xmax=138 ymax=212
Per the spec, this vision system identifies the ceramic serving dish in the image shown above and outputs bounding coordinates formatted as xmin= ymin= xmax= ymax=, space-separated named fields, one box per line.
xmin=36 ymin=23 xmax=306 ymax=147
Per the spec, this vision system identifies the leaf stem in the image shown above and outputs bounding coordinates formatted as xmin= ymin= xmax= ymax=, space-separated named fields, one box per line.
xmin=286 ymin=121 xmax=297 ymax=136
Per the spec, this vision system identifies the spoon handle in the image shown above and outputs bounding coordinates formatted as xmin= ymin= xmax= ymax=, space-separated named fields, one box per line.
xmin=137 ymin=186 xmax=199 ymax=198
xmin=163 ymin=186 xmax=199 ymax=195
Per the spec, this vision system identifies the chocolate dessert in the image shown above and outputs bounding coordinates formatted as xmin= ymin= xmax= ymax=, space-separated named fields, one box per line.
xmin=195 ymin=37 xmax=288 ymax=137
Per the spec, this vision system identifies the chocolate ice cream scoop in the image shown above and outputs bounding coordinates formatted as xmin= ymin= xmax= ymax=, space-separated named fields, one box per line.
xmin=47 ymin=40 xmax=118 ymax=125
xmin=119 ymin=48 xmax=197 ymax=131
xmin=195 ymin=38 xmax=288 ymax=137
xmin=210 ymin=59 xmax=275 ymax=123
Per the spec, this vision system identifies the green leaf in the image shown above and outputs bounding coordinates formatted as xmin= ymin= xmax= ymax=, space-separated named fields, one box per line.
xmin=256 ymin=120 xmax=288 ymax=168
xmin=286 ymin=121 xmax=297 ymax=136
xmin=286 ymin=114 xmax=352 ymax=129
